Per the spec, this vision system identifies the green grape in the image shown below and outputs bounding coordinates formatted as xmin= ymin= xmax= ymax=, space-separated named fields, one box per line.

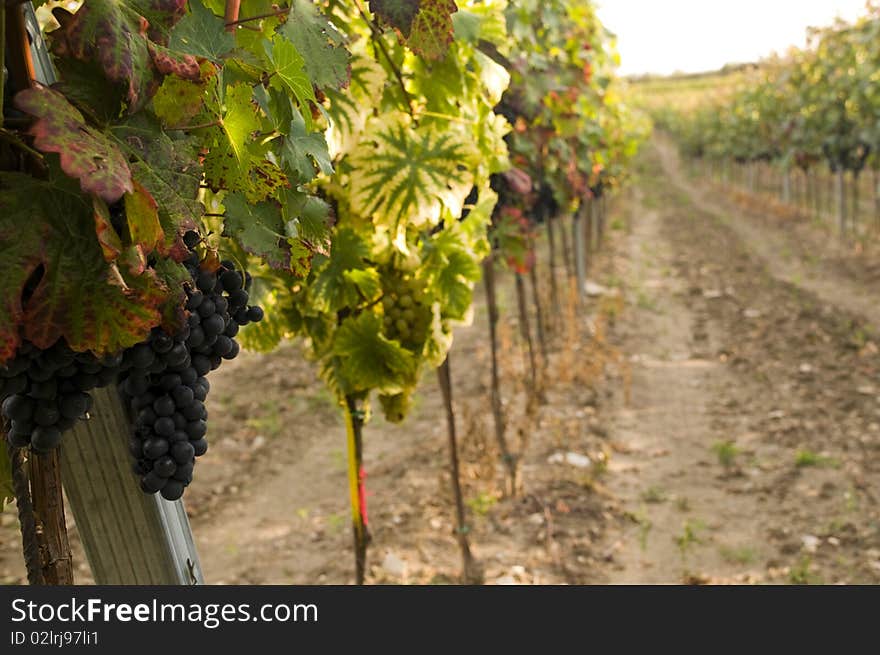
xmin=401 ymin=308 xmax=416 ymax=322
xmin=398 ymin=294 xmax=414 ymax=309
xmin=382 ymin=296 xmax=395 ymax=311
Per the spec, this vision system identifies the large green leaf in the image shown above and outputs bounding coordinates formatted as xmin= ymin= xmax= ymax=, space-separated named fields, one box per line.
xmin=168 ymin=0 xmax=234 ymax=64
xmin=222 ymin=193 xmax=290 ymax=270
xmin=281 ymin=110 xmax=334 ymax=183
xmin=279 ymin=0 xmax=351 ymax=90
xmin=332 ymin=312 xmax=417 ymax=395
xmin=348 ymin=113 xmax=476 ymax=227
xmin=310 ymin=228 xmax=371 ymax=312
xmin=15 ymin=87 xmax=133 ymax=203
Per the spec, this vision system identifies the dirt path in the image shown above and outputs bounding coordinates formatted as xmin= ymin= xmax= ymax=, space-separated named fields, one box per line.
xmin=598 ymin=142 xmax=880 ymax=584
xmin=655 ymin=138 xmax=880 ymax=330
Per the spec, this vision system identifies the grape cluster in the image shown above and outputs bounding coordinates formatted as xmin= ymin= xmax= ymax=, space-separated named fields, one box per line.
xmin=118 ymin=240 xmax=262 ymax=500
xmin=0 ymin=340 xmax=122 ymax=452
xmin=381 ymin=276 xmax=428 ymax=346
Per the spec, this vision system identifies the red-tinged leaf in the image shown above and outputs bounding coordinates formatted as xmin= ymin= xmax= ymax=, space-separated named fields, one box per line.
xmin=0 ymin=173 xmax=168 ymax=358
xmin=113 ymin=114 xmax=203 ymax=252
xmin=119 ymin=245 xmax=148 ymax=276
xmin=15 ymin=87 xmax=133 ymax=203
xmin=93 ymin=198 xmax=124 ymax=262
xmin=408 ymin=0 xmax=457 ymax=60
xmin=124 ymin=180 xmax=164 ymax=257
xmin=147 ymin=41 xmax=200 ymax=79
xmin=369 ymin=0 xmax=457 ymax=60
xmin=369 ymin=0 xmax=420 ymax=36
xmin=153 ymin=59 xmax=215 ymax=128
xmin=50 ymin=0 xmax=157 ymax=110
xmin=129 ymin=0 xmax=188 ymax=44
xmin=0 ymin=178 xmax=46 ymax=365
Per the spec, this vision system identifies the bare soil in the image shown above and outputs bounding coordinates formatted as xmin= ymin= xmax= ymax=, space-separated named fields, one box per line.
xmin=2 ymin=138 xmax=879 ymax=585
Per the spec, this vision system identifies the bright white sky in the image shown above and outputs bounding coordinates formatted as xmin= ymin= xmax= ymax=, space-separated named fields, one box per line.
xmin=595 ymin=0 xmax=870 ymax=76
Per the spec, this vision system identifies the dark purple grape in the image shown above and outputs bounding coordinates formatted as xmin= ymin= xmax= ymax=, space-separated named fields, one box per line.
xmin=170 ymin=441 xmax=195 ymax=464
xmin=246 ymin=306 xmax=264 ymax=323
xmin=31 ymin=426 xmax=62 ymax=452
xmin=185 ymin=291 xmax=204 ymax=311
xmin=141 ymin=471 xmax=168 ymax=493
xmin=153 ymin=395 xmax=176 ymax=417
xmin=190 ymin=438 xmax=208 ymax=457
xmin=153 ymin=456 xmax=177 ymax=478
xmin=228 ymin=289 xmax=248 ymax=309
xmin=159 ymin=373 xmax=182 ymax=391
xmin=192 ymin=355 xmax=211 ymax=377
xmin=160 ymin=480 xmax=185 ymax=501
xmin=223 ymin=340 xmax=240 ymax=361
xmin=151 ymin=333 xmax=174 ymax=354
xmin=186 ymin=420 xmax=207 ymax=439
xmin=196 ymin=272 xmax=216 ymax=293
xmin=172 ymin=385 xmax=194 ymax=408
xmin=197 ymin=299 xmax=216 ymax=319
xmin=202 ymin=314 xmax=225 ymax=337
xmin=154 ymin=416 xmax=176 ymax=438
xmin=129 ymin=343 xmax=155 ymax=369
xmin=221 ymin=270 xmax=243 ymax=292
xmin=2 ymin=395 xmax=34 ymax=422
xmin=180 ymin=367 xmax=198 ymax=386
xmin=143 ymin=437 xmax=170 ymax=459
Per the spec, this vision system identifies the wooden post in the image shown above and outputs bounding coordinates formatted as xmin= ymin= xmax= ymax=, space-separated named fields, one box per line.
xmin=573 ymin=204 xmax=585 ymax=300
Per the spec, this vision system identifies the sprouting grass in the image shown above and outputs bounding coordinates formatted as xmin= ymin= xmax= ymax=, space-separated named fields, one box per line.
xmin=788 ymin=555 xmax=823 ymax=585
xmin=719 ymin=545 xmax=757 ymax=565
xmin=675 ymin=519 xmax=705 ymax=564
xmin=640 ymin=486 xmax=667 ymax=504
xmin=794 ymin=449 xmax=839 ymax=469
xmin=466 ymin=492 xmax=498 ymax=517
xmin=675 ymin=496 xmax=691 ymax=512
xmin=711 ymin=440 xmax=740 ymax=469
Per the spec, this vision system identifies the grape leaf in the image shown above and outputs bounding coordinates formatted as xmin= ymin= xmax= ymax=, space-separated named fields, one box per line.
xmin=0 ymin=178 xmax=47 ymax=364
xmin=311 ymin=228 xmax=371 ymax=312
xmin=348 ymin=114 xmax=475 ymax=227
xmin=279 ymin=0 xmax=351 ymax=90
xmin=203 ymin=84 xmax=289 ymax=202
xmin=222 ymin=193 xmax=291 ymax=270
xmin=113 ymin=114 xmax=203 ymax=247
xmin=15 ymin=87 xmax=133 ymax=204
xmin=168 ymin=0 xmax=234 ymax=64
xmin=124 ymin=180 xmax=164 ymax=257
xmin=369 ymin=0 xmax=458 ymax=60
xmin=152 ymin=59 xmax=214 ymax=128
xmin=281 ymin=110 xmax=334 ymax=183
xmin=0 ymin=173 xmax=166 ymax=359
xmin=92 ymin=198 xmax=124 ymax=262
xmin=264 ymin=37 xmax=317 ymax=127
xmin=147 ymin=41 xmax=200 ymax=80
xmin=129 ymin=0 xmax=188 ymax=45
xmin=332 ymin=312 xmax=417 ymax=395
xmin=282 ymin=189 xmax=332 ymax=256
xmin=369 ymin=0 xmax=420 ymax=34
xmin=408 ymin=0 xmax=458 ymax=60
xmin=50 ymin=0 xmax=157 ymax=110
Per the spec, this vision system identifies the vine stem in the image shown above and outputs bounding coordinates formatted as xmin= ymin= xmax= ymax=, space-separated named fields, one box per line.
xmin=514 ymin=272 xmax=539 ymax=407
xmin=344 ymin=395 xmax=369 ymax=584
xmin=481 ymin=253 xmax=518 ymax=495
xmin=5 ymin=431 xmax=43 ymax=585
xmin=353 ymin=0 xmax=415 ymax=118
xmin=224 ymin=0 xmax=241 ymax=33
xmin=437 ymin=357 xmax=483 ymax=583
xmin=0 ymin=3 xmax=6 ymax=127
